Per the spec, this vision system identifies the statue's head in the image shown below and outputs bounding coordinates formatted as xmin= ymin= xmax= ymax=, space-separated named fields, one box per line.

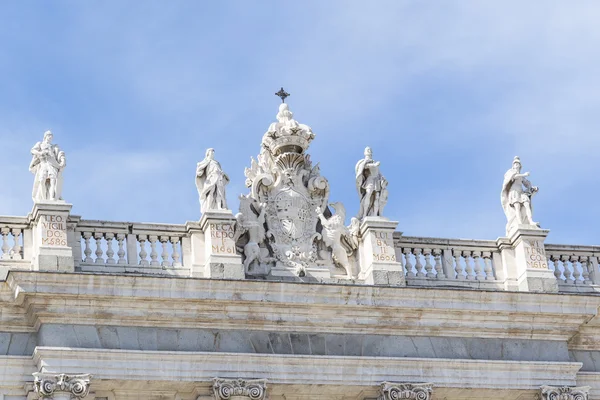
xmin=205 ymin=148 xmax=215 ymax=160
xmin=512 ymin=156 xmax=521 ymax=171
xmin=364 ymin=146 xmax=373 ymax=160
xmin=43 ymin=130 xmax=53 ymax=143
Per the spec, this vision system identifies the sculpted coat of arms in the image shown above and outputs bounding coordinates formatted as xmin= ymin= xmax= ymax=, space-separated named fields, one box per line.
xmin=237 ymin=101 xmax=356 ymax=277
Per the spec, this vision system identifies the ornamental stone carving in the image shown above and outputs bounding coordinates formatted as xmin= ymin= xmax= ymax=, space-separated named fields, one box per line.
xmin=196 ymin=148 xmax=230 ymax=214
xmin=30 ymin=130 xmax=67 ymax=203
xmin=316 ymin=202 xmax=358 ymax=278
xmin=355 ymin=146 xmax=388 ymax=220
xmin=501 ymin=156 xmax=539 ymax=235
xmin=33 ymin=373 xmax=92 ymax=399
xmin=378 ymin=382 xmax=433 ymax=400
xmin=540 ymin=386 xmax=590 ymax=400
xmin=213 ymin=378 xmax=267 ymax=400
xmin=241 ymin=101 xmax=343 ymax=277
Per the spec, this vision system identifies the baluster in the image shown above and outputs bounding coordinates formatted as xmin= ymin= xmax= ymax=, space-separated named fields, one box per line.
xmin=403 ymin=248 xmax=414 ymax=278
xmin=561 ymin=255 xmax=573 ymax=284
xmin=116 ymin=233 xmax=126 ymax=264
xmin=453 ymin=250 xmax=464 ymax=280
xmin=160 ymin=236 xmax=171 ymax=267
xmin=580 ymin=256 xmax=590 ymax=284
xmin=94 ymin=232 xmax=104 ymax=264
xmin=11 ymin=229 xmax=22 ymax=260
xmin=413 ymin=248 xmax=424 ymax=277
xmin=571 ymin=255 xmax=582 ymax=284
xmin=482 ymin=251 xmax=494 ymax=280
xmin=1 ymin=228 xmax=10 ymax=260
xmin=105 ymin=233 xmax=116 ymax=264
xmin=549 ymin=255 xmax=561 ymax=281
xmin=138 ymin=235 xmax=149 ymax=266
xmin=472 ymin=251 xmax=485 ymax=280
xmin=463 ymin=250 xmax=474 ymax=280
xmin=170 ymin=236 xmax=182 ymax=267
xmin=82 ymin=232 xmax=93 ymax=263
xmin=423 ymin=248 xmax=434 ymax=278
xmin=433 ymin=249 xmax=444 ymax=278
xmin=149 ymin=235 xmax=159 ymax=266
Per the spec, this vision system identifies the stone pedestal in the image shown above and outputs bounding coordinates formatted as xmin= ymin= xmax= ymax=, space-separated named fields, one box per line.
xmin=29 ymin=202 xmax=74 ymax=272
xmin=199 ymin=210 xmax=244 ymax=279
xmin=357 ymin=217 xmax=405 ymax=286
xmin=500 ymin=226 xmax=557 ymax=292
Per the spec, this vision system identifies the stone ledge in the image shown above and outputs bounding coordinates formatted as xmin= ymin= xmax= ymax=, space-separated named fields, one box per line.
xmin=32 ymin=347 xmax=582 ymax=391
xmin=2 ymin=271 xmax=598 ymax=341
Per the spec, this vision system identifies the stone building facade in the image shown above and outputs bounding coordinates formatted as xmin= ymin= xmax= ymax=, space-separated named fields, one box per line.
xmin=1 ymin=97 xmax=599 ymax=400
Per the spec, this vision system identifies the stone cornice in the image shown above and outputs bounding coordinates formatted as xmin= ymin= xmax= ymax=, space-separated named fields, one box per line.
xmin=32 ymin=347 xmax=581 ymax=392
xmin=1 ymin=271 xmax=599 ymax=340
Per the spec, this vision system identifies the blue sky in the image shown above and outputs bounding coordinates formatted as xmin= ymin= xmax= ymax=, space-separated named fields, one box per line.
xmin=1 ymin=1 xmax=599 ymax=244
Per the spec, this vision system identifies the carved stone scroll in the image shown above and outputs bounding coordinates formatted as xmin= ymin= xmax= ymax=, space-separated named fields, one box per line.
xmin=540 ymin=385 xmax=590 ymax=400
xmin=33 ymin=373 xmax=92 ymax=399
xmin=213 ymin=378 xmax=267 ymax=400
xmin=378 ymin=382 xmax=433 ymax=400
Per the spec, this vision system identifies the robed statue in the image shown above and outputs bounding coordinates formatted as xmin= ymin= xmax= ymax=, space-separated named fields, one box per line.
xmin=196 ymin=148 xmax=230 ymax=213
xmin=29 ymin=130 xmax=66 ymax=203
xmin=355 ymin=146 xmax=388 ymax=219
xmin=501 ymin=156 xmax=539 ymax=235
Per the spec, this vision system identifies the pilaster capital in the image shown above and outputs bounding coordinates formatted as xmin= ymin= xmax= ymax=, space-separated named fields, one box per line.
xmin=212 ymin=378 xmax=267 ymax=400
xmin=33 ymin=373 xmax=92 ymax=399
xmin=378 ymin=382 xmax=433 ymax=400
xmin=540 ymin=385 xmax=591 ymax=400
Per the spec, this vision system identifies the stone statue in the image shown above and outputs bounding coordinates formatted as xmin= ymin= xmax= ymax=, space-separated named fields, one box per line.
xmin=355 ymin=146 xmax=388 ymax=219
xmin=196 ymin=148 xmax=230 ymax=213
xmin=501 ymin=156 xmax=539 ymax=234
xmin=29 ymin=130 xmax=66 ymax=203
xmin=316 ymin=203 xmax=357 ymax=278
xmin=234 ymin=194 xmax=270 ymax=273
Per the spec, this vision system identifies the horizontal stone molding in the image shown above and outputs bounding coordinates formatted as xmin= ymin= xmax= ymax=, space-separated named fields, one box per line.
xmin=2 ymin=272 xmax=598 ymax=341
xmin=0 ymin=355 xmax=33 ymax=389
xmin=32 ymin=347 xmax=582 ymax=391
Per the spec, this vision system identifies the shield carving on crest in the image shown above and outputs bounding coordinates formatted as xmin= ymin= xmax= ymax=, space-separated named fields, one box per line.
xmin=265 ymin=186 xmax=320 ymax=268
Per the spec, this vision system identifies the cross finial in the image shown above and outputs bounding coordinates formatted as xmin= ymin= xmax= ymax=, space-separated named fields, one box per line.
xmin=275 ymin=87 xmax=290 ymax=103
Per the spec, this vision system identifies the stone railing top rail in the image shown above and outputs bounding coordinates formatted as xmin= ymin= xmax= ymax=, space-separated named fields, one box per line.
xmin=396 ymin=234 xmax=499 ymax=250
xmin=74 ymin=219 xmax=188 ymax=235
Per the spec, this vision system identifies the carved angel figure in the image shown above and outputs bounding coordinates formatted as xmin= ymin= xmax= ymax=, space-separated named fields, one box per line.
xmin=501 ymin=156 xmax=539 ymax=235
xmin=234 ymin=194 xmax=269 ymax=273
xmin=316 ymin=202 xmax=357 ymax=278
xmin=196 ymin=148 xmax=229 ymax=213
xmin=30 ymin=130 xmax=66 ymax=203
xmin=355 ymin=146 xmax=388 ymax=219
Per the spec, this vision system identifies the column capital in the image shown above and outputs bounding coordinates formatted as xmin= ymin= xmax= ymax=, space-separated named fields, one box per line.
xmin=540 ymin=385 xmax=591 ymax=400
xmin=378 ymin=382 xmax=433 ymax=400
xmin=33 ymin=373 xmax=92 ymax=399
xmin=212 ymin=378 xmax=267 ymax=400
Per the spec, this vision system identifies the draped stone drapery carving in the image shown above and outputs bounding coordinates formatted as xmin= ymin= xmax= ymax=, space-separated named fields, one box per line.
xmin=378 ymin=382 xmax=433 ymax=400
xmin=33 ymin=373 xmax=92 ymax=399
xmin=540 ymin=386 xmax=590 ymax=400
xmin=212 ymin=378 xmax=267 ymax=400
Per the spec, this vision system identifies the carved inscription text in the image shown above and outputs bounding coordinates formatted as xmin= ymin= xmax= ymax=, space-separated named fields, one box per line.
xmin=41 ymin=214 xmax=67 ymax=246
xmin=210 ymin=223 xmax=236 ymax=255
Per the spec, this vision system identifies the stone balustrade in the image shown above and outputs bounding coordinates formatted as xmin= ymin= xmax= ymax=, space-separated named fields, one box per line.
xmin=396 ymin=235 xmax=502 ymax=289
xmin=0 ymin=216 xmax=31 ymax=278
xmin=0 ymin=211 xmax=599 ymax=294
xmin=546 ymin=244 xmax=600 ymax=292
xmin=74 ymin=220 xmax=190 ymax=276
